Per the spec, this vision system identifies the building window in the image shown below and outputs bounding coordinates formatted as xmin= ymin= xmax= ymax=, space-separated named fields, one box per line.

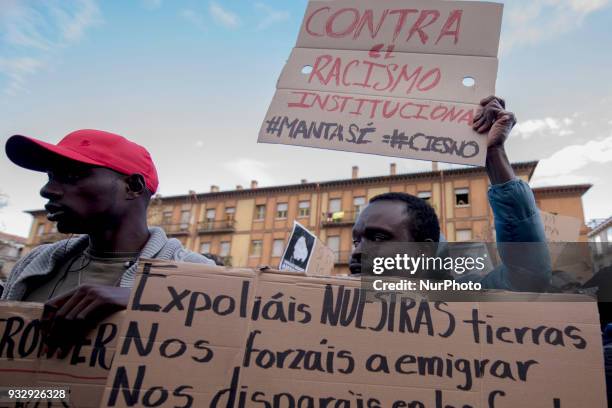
xmin=326 ymin=236 xmax=340 ymax=262
xmin=180 ymin=210 xmax=191 ymax=229
xmin=50 ymin=224 xmax=58 ymax=233
xmin=205 ymin=209 xmax=216 ymax=222
xmin=298 ymin=201 xmax=310 ymax=217
xmin=276 ymin=203 xmax=288 ymax=219
xmin=250 ymin=240 xmax=263 ymax=257
xmin=220 ymin=241 xmax=230 ymax=257
xmin=255 ymin=205 xmax=266 ymax=221
xmin=272 ymin=239 xmax=284 ymax=257
xmin=353 ymin=197 xmax=366 ymax=216
xmin=327 ymin=198 xmax=344 ymax=222
xmin=36 ymin=224 xmax=45 ymax=236
xmin=328 ymin=198 xmax=342 ymax=213
xmin=455 ymin=188 xmax=470 ymax=207
xmin=162 ymin=210 xmax=173 ymax=225
xmin=594 ymin=235 xmax=603 ymax=255
xmin=200 ymin=242 xmax=211 ymax=254
xmin=417 ymin=191 xmax=432 ymax=202
xmin=225 ymin=207 xmax=235 ymax=221
xmin=456 ymin=229 xmax=472 ymax=242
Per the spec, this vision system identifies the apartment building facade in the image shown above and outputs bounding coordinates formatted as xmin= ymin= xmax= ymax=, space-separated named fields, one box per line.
xmin=0 ymin=232 xmax=26 ymax=280
xmin=24 ymin=161 xmax=591 ymax=274
xmin=588 ymin=216 xmax=612 ymax=272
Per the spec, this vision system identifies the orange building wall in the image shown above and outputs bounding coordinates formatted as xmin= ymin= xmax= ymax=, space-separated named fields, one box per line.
xmin=23 ymin=163 xmax=591 ymax=274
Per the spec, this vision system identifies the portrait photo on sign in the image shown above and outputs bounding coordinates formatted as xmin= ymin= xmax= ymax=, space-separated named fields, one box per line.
xmin=279 ymin=222 xmax=316 ymax=272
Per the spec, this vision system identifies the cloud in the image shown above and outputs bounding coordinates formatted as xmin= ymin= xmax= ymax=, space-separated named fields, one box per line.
xmin=0 ymin=0 xmax=102 ymax=96
xmin=2 ymin=0 xmax=101 ymax=49
xmin=0 ymin=191 xmax=8 ymax=209
xmin=513 ymin=116 xmax=574 ymax=139
xmin=141 ymin=0 xmax=162 ymax=10
xmin=195 ymin=140 xmax=204 ymax=148
xmin=531 ymin=135 xmax=612 ymax=185
xmin=568 ymin=0 xmax=609 ymax=13
xmin=209 ymin=2 xmax=240 ymax=29
xmin=223 ymin=158 xmax=276 ymax=186
xmin=254 ymin=3 xmax=289 ymax=30
xmin=501 ymin=0 xmax=610 ymax=53
xmin=52 ymin=0 xmax=101 ymax=42
xmin=0 ymin=56 xmax=45 ymax=95
xmin=179 ymin=9 xmax=206 ymax=30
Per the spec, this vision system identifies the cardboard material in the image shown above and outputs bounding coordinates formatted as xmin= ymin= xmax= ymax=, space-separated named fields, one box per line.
xmin=540 ymin=211 xmax=582 ymax=243
xmin=279 ymin=221 xmax=335 ymax=275
xmin=540 ymin=211 xmax=584 ymax=276
xmin=296 ymin=0 xmax=504 ymax=57
xmin=278 ymin=48 xmax=498 ymax=104
xmin=259 ymin=0 xmax=504 ymax=166
xmin=309 ymin=238 xmax=336 ymax=276
xmin=260 ymin=89 xmax=487 ymax=165
xmin=0 ymin=302 xmax=121 ymax=408
xmin=101 ymin=260 xmax=607 ymax=408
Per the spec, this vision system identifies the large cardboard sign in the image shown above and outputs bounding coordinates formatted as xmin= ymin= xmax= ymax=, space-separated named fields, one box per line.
xmin=540 ymin=211 xmax=584 ymax=274
xmin=101 ymin=261 xmax=607 ymax=408
xmin=258 ymin=0 xmax=504 ymax=166
xmin=0 ymin=302 xmax=121 ymax=407
xmin=540 ymin=211 xmax=582 ymax=243
xmin=294 ymin=0 xmax=503 ymax=57
xmin=279 ymin=221 xmax=334 ymax=275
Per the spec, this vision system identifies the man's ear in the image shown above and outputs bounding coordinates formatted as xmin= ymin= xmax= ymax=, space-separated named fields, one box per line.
xmin=422 ymin=239 xmax=438 ymax=257
xmin=125 ymin=174 xmax=146 ymax=199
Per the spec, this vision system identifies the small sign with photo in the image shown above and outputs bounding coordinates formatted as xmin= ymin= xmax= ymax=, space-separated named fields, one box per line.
xmin=279 ymin=221 xmax=317 ymax=273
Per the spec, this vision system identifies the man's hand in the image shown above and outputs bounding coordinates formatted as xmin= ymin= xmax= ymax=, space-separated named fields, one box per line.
xmin=473 ymin=95 xmax=517 ymax=149
xmin=42 ymin=285 xmax=129 ymax=353
xmin=473 ymin=95 xmax=517 ymax=184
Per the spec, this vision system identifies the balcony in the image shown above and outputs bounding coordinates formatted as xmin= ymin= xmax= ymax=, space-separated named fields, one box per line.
xmin=37 ymin=232 xmax=69 ymax=244
xmin=321 ymin=211 xmax=360 ymax=228
xmin=333 ymin=250 xmax=352 ymax=265
xmin=160 ymin=223 xmax=191 ymax=236
xmin=198 ymin=220 xmax=236 ymax=234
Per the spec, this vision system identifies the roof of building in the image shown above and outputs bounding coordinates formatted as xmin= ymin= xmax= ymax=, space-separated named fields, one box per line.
xmin=141 ymin=161 xmax=539 ymax=203
xmin=588 ymin=218 xmax=608 ymax=230
xmin=24 ymin=160 xmax=572 ymax=214
xmin=588 ymin=216 xmax=612 ymax=237
xmin=0 ymin=231 xmax=27 ymax=245
xmin=532 ymin=184 xmax=592 ymax=196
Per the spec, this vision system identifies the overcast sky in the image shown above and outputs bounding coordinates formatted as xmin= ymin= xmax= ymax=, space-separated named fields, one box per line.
xmin=1 ymin=0 xmax=612 ymax=237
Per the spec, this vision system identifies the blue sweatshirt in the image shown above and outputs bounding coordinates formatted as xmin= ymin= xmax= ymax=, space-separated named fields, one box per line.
xmin=458 ymin=178 xmax=551 ymax=291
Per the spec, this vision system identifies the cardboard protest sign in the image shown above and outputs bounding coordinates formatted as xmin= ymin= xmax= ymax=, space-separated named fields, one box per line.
xmin=102 ymin=260 xmax=607 ymax=408
xmin=540 ymin=211 xmax=584 ymax=274
xmin=294 ymin=0 xmax=503 ymax=57
xmin=0 ymin=301 xmax=121 ymax=407
xmin=259 ymin=0 xmax=504 ymax=166
xmin=540 ymin=211 xmax=582 ymax=243
xmin=279 ymin=221 xmax=334 ymax=275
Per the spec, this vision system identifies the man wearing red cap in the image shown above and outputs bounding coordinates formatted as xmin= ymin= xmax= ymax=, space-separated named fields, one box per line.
xmin=2 ymin=129 xmax=214 ymax=347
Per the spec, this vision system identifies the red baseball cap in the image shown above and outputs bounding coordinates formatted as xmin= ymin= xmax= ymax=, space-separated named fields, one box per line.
xmin=5 ymin=129 xmax=159 ymax=193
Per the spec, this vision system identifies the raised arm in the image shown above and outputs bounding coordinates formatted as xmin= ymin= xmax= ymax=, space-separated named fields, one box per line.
xmin=471 ymin=96 xmax=551 ymax=291
xmin=473 ymin=95 xmax=517 ymax=185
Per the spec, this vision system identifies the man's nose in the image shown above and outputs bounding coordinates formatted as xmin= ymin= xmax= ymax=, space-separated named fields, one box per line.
xmin=40 ymin=179 xmax=62 ymax=200
xmin=350 ymin=241 xmax=364 ymax=263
